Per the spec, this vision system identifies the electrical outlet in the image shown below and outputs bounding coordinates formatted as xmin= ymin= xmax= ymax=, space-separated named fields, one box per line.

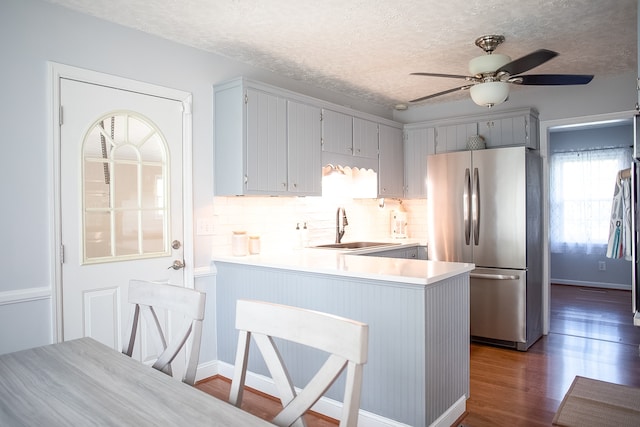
xmin=196 ymin=218 xmax=215 ymax=235
xmin=598 ymin=261 xmax=606 ymax=271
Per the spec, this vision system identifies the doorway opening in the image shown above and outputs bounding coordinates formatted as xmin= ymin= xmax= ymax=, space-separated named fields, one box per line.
xmin=540 ymin=110 xmax=636 ymax=335
xmin=548 ymin=121 xmax=633 ymax=291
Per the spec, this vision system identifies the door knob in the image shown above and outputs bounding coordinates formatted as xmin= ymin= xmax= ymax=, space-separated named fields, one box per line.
xmin=171 ymin=240 xmax=181 ymax=250
xmin=168 ymin=260 xmax=185 ymax=270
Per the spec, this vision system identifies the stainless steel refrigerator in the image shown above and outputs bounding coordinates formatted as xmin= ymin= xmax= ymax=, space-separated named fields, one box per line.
xmin=427 ymin=146 xmax=543 ymax=351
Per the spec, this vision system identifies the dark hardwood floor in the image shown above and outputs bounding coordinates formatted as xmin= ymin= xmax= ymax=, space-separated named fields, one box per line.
xmin=461 ymin=284 xmax=640 ymax=426
xmin=196 ymin=284 xmax=640 ymax=426
xmin=195 ymin=375 xmax=338 ymax=426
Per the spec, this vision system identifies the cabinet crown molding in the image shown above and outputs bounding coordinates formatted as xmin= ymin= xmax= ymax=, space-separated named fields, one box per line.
xmin=403 ymin=107 xmax=539 ymax=130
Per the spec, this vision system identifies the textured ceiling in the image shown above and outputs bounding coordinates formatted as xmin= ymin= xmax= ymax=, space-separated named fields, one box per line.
xmin=46 ymin=0 xmax=637 ymax=109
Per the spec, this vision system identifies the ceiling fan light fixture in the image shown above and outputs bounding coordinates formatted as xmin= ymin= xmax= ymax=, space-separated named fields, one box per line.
xmin=409 ymin=34 xmax=592 ymax=106
xmin=470 ymin=82 xmax=509 ymax=107
xmin=468 ymin=54 xmax=512 ymax=76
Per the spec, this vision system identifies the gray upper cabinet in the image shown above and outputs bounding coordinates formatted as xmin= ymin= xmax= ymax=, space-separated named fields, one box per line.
xmin=407 ymin=108 xmax=539 ymax=157
xmin=214 ymin=78 xmax=321 ymax=196
xmin=321 ymin=109 xmax=353 ymax=156
xmin=378 ymin=124 xmax=404 ymax=198
xmin=435 ymin=122 xmax=478 ymax=153
xmin=404 ymin=127 xmax=435 ymax=198
xmin=287 ymin=100 xmax=322 ymax=195
xmin=402 ymin=108 xmax=538 ymax=199
xmin=352 ymin=117 xmax=379 ymax=158
xmin=245 ymin=88 xmax=288 ymax=194
xmin=322 ymin=110 xmax=379 ymax=159
xmin=477 ymin=113 xmax=538 ymax=149
xmin=215 ymin=77 xmax=403 ymax=198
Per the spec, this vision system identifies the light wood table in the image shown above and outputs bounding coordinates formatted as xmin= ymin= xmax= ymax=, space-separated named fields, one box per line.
xmin=0 ymin=337 xmax=273 ymax=426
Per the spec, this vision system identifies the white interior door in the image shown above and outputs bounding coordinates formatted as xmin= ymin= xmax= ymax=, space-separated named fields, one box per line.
xmin=59 ymin=78 xmax=185 ymax=354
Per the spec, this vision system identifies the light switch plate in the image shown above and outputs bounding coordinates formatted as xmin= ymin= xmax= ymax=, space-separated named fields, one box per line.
xmin=196 ymin=218 xmax=215 ymax=235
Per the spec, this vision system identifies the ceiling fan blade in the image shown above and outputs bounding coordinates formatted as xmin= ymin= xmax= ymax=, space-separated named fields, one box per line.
xmin=515 ymin=74 xmax=594 ymax=85
xmin=497 ymin=49 xmax=558 ymax=75
xmin=409 ymin=85 xmax=473 ymax=103
xmin=411 ymin=72 xmax=470 ymax=80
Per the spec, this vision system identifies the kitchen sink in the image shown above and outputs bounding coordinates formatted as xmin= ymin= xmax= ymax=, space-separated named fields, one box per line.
xmin=312 ymin=241 xmax=400 ymax=250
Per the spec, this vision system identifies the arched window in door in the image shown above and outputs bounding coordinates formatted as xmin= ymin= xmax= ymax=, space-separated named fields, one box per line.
xmin=82 ymin=112 xmax=170 ymax=264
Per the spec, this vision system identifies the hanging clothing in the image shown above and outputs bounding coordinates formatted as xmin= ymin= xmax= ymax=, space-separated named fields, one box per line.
xmin=606 ymin=170 xmax=632 ymax=260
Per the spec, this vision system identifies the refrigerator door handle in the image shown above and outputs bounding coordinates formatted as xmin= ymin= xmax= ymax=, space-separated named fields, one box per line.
xmin=473 ymin=167 xmax=480 ymax=245
xmin=464 ymin=168 xmax=471 ymax=245
xmin=470 ymin=273 xmax=520 ymax=280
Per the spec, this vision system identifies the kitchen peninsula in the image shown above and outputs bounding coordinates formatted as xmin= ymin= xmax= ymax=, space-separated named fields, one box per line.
xmin=212 ymin=243 xmax=473 ymax=427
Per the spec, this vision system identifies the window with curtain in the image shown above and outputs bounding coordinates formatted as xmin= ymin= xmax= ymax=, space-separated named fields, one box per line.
xmin=549 ymin=147 xmax=631 ymax=254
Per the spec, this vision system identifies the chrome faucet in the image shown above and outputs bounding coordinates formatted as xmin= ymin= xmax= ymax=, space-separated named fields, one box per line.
xmin=336 ymin=207 xmax=348 ymax=243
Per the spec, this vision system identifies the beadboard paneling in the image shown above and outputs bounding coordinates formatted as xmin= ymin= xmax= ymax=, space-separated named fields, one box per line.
xmin=424 ymin=274 xmax=470 ymax=423
xmin=215 ymin=262 xmax=469 ymax=426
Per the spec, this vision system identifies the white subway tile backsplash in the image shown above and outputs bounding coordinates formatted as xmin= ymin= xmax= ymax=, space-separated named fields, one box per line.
xmin=211 ymin=196 xmax=428 ymax=254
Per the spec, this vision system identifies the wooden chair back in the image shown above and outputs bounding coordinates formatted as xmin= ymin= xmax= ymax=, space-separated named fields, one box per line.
xmin=122 ymin=280 xmax=206 ymax=385
xmin=229 ymin=299 xmax=369 ymax=427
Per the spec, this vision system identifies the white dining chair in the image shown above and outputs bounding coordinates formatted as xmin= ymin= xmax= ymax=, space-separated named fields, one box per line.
xmin=122 ymin=280 xmax=206 ymax=385
xmin=229 ymin=299 xmax=369 ymax=427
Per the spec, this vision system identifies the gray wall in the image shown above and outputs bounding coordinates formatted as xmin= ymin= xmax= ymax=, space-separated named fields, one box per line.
xmin=393 ymin=72 xmax=637 ymax=124
xmin=0 ymin=0 xmax=636 ymax=355
xmin=549 ymin=124 xmax=634 ymax=289
xmin=0 ymin=0 xmax=390 ymax=356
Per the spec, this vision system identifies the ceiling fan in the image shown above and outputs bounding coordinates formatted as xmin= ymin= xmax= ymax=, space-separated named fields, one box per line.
xmin=409 ymin=35 xmax=594 ymax=107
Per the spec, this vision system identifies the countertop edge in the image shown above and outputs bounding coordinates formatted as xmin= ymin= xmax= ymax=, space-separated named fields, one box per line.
xmin=212 ymin=245 xmax=473 ymax=286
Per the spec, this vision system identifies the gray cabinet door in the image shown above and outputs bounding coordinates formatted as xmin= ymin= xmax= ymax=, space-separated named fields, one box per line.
xmin=246 ymin=88 xmax=288 ymax=194
xmin=435 ymin=123 xmax=477 ymax=153
xmin=322 ymin=109 xmax=353 ymax=155
xmin=214 ymin=82 xmax=244 ymax=196
xmin=478 ymin=119 xmax=503 ymax=147
xmin=404 ymin=127 xmax=435 ymax=198
xmin=353 ymin=117 xmax=379 ymax=158
xmin=287 ymin=100 xmax=321 ymax=195
xmin=378 ymin=124 xmax=404 ymax=197
xmin=361 ymin=247 xmax=418 ymax=259
xmin=478 ymin=115 xmax=536 ymax=149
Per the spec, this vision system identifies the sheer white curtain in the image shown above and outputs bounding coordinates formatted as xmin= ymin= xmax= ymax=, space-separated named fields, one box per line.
xmin=549 ymin=147 xmax=631 ymax=254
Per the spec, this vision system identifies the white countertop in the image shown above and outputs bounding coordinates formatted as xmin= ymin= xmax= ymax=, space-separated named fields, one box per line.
xmin=212 ymin=241 xmax=473 ymax=286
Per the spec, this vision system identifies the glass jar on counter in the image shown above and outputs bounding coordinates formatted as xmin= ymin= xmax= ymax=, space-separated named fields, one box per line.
xmin=232 ymin=231 xmax=248 ymax=256
xmin=248 ymin=235 xmax=261 ymax=254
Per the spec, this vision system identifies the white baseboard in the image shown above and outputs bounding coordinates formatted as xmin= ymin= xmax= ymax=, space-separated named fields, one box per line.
xmin=196 ymin=360 xmax=465 ymax=426
xmin=206 ymin=361 xmax=413 ymax=427
xmin=195 ymin=359 xmax=220 ymax=382
xmin=429 ymin=395 xmax=466 ymax=427
xmin=550 ymin=279 xmax=631 ymax=291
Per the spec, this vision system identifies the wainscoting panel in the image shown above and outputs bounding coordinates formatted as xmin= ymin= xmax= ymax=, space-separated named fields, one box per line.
xmin=0 ymin=288 xmax=52 ymax=355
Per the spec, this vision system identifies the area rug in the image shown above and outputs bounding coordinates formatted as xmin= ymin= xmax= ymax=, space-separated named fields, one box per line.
xmin=553 ymin=376 xmax=640 ymax=426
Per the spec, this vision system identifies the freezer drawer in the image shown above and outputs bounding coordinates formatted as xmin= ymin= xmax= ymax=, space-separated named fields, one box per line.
xmin=470 ymin=267 xmax=526 ymax=345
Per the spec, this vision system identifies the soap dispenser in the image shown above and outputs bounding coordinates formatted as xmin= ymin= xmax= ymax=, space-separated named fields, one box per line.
xmin=301 ymin=222 xmax=309 ymax=248
xmin=294 ymin=223 xmax=302 ymax=249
